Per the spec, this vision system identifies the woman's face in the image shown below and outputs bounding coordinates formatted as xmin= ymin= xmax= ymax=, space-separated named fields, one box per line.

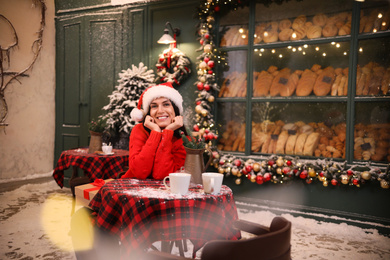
xmin=149 ymin=97 xmax=176 ymax=129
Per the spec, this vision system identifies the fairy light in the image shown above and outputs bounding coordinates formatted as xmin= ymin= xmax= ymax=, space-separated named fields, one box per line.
xmin=241 ymin=34 xmax=246 ymax=39
xmin=343 ymin=52 xmax=347 ymax=55
xmin=302 ymin=51 xmax=306 ymax=55
xmin=382 ymin=22 xmax=387 ymax=27
xmin=359 ymin=47 xmax=363 ymax=52
xmin=322 ymin=52 xmax=326 ymax=56
xmin=298 ymin=47 xmax=302 ymax=51
xmin=336 ymin=43 xmax=340 ymax=48
xmin=303 ymin=44 xmax=308 ymax=48
xmin=292 ymin=47 xmax=296 ymax=52
xmin=264 ymin=31 xmax=268 ymax=37
xmin=239 ymin=28 xmax=244 ymax=34
xmin=287 ymin=46 xmax=292 ymax=49
xmin=291 ymin=32 xmax=297 ymax=39
xmin=373 ymin=28 xmax=377 ymax=33
xmin=254 ymin=48 xmax=258 ymax=52
xmin=378 ymin=13 xmax=383 ymax=19
xmin=271 ymin=49 xmax=275 ymax=53
xmin=279 ymin=54 xmax=283 ymax=58
xmin=331 ymin=42 xmax=336 ymax=45
xmin=260 ymin=48 xmax=264 ymax=52
xmin=315 ymin=46 xmax=320 ymax=51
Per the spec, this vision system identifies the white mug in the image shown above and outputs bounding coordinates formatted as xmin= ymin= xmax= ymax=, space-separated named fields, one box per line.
xmin=163 ymin=173 xmax=191 ymax=195
xmin=202 ymin=172 xmax=224 ymax=194
xmin=102 ymin=145 xmax=113 ymax=154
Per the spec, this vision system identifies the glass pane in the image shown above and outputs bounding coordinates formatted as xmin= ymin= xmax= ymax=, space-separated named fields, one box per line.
xmin=356 ymin=36 xmax=390 ymax=96
xmin=251 ymin=102 xmax=346 ymax=159
xmin=219 ymin=50 xmax=247 ymax=98
xmin=354 ymin=102 xmax=390 ymax=163
xmin=253 ymin=42 xmax=349 ymax=97
xmin=217 ymin=102 xmax=246 ymax=152
xmin=359 ymin=0 xmax=390 ymax=34
xmin=219 ymin=5 xmax=249 ymax=47
xmin=254 ymin=0 xmax=352 ymax=44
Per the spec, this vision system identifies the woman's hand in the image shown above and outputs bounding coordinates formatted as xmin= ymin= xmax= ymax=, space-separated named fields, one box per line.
xmin=165 ymin=116 xmax=184 ymax=131
xmin=144 ymin=115 xmax=161 ymax=132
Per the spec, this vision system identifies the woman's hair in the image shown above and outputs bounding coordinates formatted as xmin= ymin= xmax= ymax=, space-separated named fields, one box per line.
xmin=142 ymin=99 xmax=188 ymax=138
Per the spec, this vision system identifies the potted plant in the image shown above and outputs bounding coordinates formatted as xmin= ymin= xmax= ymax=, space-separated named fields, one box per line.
xmin=88 ymin=117 xmax=107 ymax=153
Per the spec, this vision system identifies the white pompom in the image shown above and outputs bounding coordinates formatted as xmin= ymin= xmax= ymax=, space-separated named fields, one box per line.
xmin=130 ymin=108 xmax=144 ymax=122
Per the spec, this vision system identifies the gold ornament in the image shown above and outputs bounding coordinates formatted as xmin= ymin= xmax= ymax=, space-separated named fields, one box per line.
xmin=361 ymin=171 xmax=371 ymax=180
xmin=237 ymin=172 xmax=242 ymax=178
xmin=276 ymin=168 xmax=282 ymax=175
xmin=380 ymin=179 xmax=389 ymax=189
xmin=250 ymin=175 xmax=256 ymax=183
xmin=201 ymin=109 xmax=208 ymax=117
xmin=341 ymin=175 xmax=349 ymax=185
xmin=195 ymin=105 xmax=203 ymax=114
xmin=323 ymin=181 xmax=328 ymax=187
xmin=276 ymin=157 xmax=284 ymax=167
xmin=235 ymin=178 xmax=242 ymax=185
xmin=231 ymin=167 xmax=239 ymax=176
xmin=308 ymin=168 xmax=316 ymax=178
xmin=208 ymin=95 xmax=215 ymax=102
xmin=218 ymin=167 xmax=225 ymax=174
xmin=253 ymin=162 xmax=261 ymax=172
xmin=225 ymin=167 xmax=231 ymax=174
xmin=204 ymin=44 xmax=212 ymax=53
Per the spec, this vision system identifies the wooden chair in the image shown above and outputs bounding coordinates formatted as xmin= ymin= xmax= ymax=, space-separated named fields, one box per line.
xmin=143 ymin=216 xmax=291 ymax=260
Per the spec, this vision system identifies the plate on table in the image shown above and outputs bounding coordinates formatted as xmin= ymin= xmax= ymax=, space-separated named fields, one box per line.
xmin=95 ymin=151 xmax=114 ymax=156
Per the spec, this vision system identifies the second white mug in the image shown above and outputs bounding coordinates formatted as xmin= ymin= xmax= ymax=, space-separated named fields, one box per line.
xmin=202 ymin=172 xmax=224 ymax=194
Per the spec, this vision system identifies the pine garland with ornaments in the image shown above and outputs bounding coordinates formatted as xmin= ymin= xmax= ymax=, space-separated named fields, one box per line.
xmin=215 ymin=154 xmax=390 ymax=189
xmin=195 ymin=0 xmax=390 ymax=190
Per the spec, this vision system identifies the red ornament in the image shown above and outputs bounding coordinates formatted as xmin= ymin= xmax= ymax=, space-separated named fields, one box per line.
xmin=245 ymin=165 xmax=253 ymax=173
xmin=205 ymin=129 xmax=210 ymax=134
xmin=208 ymin=70 xmax=213 ymax=74
xmin=207 ymin=60 xmax=215 ymax=68
xmin=193 ymin=124 xmax=199 ymax=132
xmin=256 ymin=175 xmax=264 ymax=184
xmin=299 ymin=170 xmax=308 ymax=179
xmin=214 ymin=5 xmax=220 ymax=12
xmin=204 ymin=33 xmax=210 ymax=39
xmin=286 ymin=160 xmax=292 ymax=166
xmin=247 ymin=174 xmax=252 ymax=180
xmin=196 ymin=101 xmax=201 ymax=105
xmin=241 ymin=168 xmax=247 ymax=175
xmin=204 ymin=57 xmax=210 ymax=63
xmin=207 ymin=133 xmax=214 ymax=140
xmin=204 ymin=84 xmax=210 ymax=91
xmin=347 ymin=170 xmax=353 ymax=176
xmin=331 ymin=179 xmax=338 ymax=186
xmin=353 ymin=179 xmax=359 ymax=185
xmin=203 ymin=133 xmax=208 ymax=141
xmin=200 ymin=39 xmax=204 ymax=45
xmin=159 ymin=57 xmax=164 ymax=62
xmin=197 ymin=82 xmax=204 ymax=91
xmin=268 ymin=160 xmax=275 ymax=166
xmin=282 ymin=167 xmax=290 ymax=174
xmin=263 ymin=173 xmax=271 ymax=182
xmin=319 ymin=171 xmax=325 ymax=177
xmin=306 ymin=178 xmax=313 ymax=184
xmin=234 ymin=159 xmax=241 ymax=167
xmin=219 ymin=160 xmax=225 ymax=165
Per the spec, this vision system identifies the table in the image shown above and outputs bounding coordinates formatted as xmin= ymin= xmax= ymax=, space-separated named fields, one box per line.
xmin=52 ymin=148 xmax=129 ymax=188
xmin=89 ymin=179 xmax=241 ymax=259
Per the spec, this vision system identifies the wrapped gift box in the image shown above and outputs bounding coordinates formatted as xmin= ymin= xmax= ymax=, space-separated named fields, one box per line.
xmin=75 ymin=179 xmax=114 ymax=208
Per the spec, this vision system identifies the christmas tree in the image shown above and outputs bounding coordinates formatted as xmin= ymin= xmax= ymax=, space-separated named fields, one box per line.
xmin=102 ymin=62 xmax=155 ymax=137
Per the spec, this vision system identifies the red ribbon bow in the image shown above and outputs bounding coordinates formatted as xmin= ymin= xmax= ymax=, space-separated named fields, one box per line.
xmin=83 ymin=179 xmax=105 ymax=200
xmin=92 ymin=178 xmax=105 ymax=187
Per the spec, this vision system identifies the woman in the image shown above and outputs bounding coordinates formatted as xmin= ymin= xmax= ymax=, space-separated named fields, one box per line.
xmin=121 ymin=83 xmax=187 ymax=180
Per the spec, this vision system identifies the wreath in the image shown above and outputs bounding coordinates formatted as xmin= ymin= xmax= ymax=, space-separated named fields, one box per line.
xmin=156 ymin=48 xmax=191 ymax=88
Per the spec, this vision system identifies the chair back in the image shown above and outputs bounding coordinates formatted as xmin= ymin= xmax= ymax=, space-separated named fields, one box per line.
xmin=200 ymin=216 xmax=291 ymax=260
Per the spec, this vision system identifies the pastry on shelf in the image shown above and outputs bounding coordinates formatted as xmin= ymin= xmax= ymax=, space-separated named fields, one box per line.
xmin=296 ymin=69 xmax=317 ymax=96
xmin=313 ymin=66 xmax=335 ymax=96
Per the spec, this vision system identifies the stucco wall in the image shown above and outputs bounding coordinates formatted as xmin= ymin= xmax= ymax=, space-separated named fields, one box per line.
xmin=0 ymin=0 xmax=55 ymax=181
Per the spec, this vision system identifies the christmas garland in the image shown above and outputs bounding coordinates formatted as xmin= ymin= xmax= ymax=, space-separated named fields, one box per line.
xmin=156 ymin=48 xmax=191 ymax=88
xmin=194 ymin=0 xmax=390 ymax=189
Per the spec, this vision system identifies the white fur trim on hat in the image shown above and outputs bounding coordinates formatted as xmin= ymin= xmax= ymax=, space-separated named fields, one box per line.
xmin=130 ymin=108 xmax=145 ymax=122
xmin=142 ymin=85 xmax=183 ymax=116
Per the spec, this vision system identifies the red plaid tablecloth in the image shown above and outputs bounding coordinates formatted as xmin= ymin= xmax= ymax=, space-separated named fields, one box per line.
xmin=52 ymin=148 xmax=129 ymax=188
xmin=89 ymin=179 xmax=241 ymax=259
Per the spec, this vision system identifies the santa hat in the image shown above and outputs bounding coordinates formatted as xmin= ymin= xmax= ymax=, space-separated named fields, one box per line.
xmin=130 ymin=82 xmax=183 ymax=122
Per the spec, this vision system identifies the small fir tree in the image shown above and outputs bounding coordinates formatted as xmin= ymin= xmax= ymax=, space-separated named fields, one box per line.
xmin=102 ymin=62 xmax=155 ymax=135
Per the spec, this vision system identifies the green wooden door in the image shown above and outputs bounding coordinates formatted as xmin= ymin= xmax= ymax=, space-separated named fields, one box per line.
xmin=55 ymin=12 xmax=123 ymax=185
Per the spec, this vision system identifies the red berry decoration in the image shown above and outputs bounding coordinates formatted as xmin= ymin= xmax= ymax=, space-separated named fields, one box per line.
xmin=331 ymin=179 xmax=338 ymax=186
xmin=197 ymin=82 xmax=204 ymax=91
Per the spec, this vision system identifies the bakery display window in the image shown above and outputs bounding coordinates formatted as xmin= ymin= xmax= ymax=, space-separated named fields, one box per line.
xmin=359 ymin=0 xmax=390 ymax=34
xmin=215 ymin=0 xmax=390 ymax=166
xmin=252 ymin=42 xmax=350 ymax=97
xmin=219 ymin=50 xmax=248 ymax=98
xmin=354 ymin=101 xmax=390 ymax=163
xmin=216 ymin=102 xmax=246 ymax=152
xmin=249 ymin=102 xmax=346 ymax=159
xmin=356 ymin=36 xmax=390 ymax=96
xmin=253 ymin=0 xmax=352 ymax=44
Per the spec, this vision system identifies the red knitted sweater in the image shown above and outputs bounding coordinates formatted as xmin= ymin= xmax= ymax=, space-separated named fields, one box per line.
xmin=121 ymin=123 xmax=186 ymax=180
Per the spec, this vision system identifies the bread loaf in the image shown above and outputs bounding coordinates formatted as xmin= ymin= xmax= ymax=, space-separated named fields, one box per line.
xmin=322 ymin=24 xmax=338 ymax=37
xmin=313 ymin=13 xmax=328 ymax=27
xmin=294 ymin=133 xmax=308 ymax=155
xmin=253 ymin=70 xmax=274 ymax=97
xmin=270 ymin=68 xmax=291 ymax=96
xmin=303 ymin=132 xmax=320 ymax=156
xmin=307 ymin=25 xmax=322 ymax=39
xmin=296 ymin=69 xmax=317 ymax=96
xmin=313 ymin=66 xmax=335 ymax=96
xmin=279 ymin=28 xmax=293 ymax=41
xmin=285 ymin=134 xmax=298 ymax=154
xmin=275 ymin=131 xmax=289 ymax=154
